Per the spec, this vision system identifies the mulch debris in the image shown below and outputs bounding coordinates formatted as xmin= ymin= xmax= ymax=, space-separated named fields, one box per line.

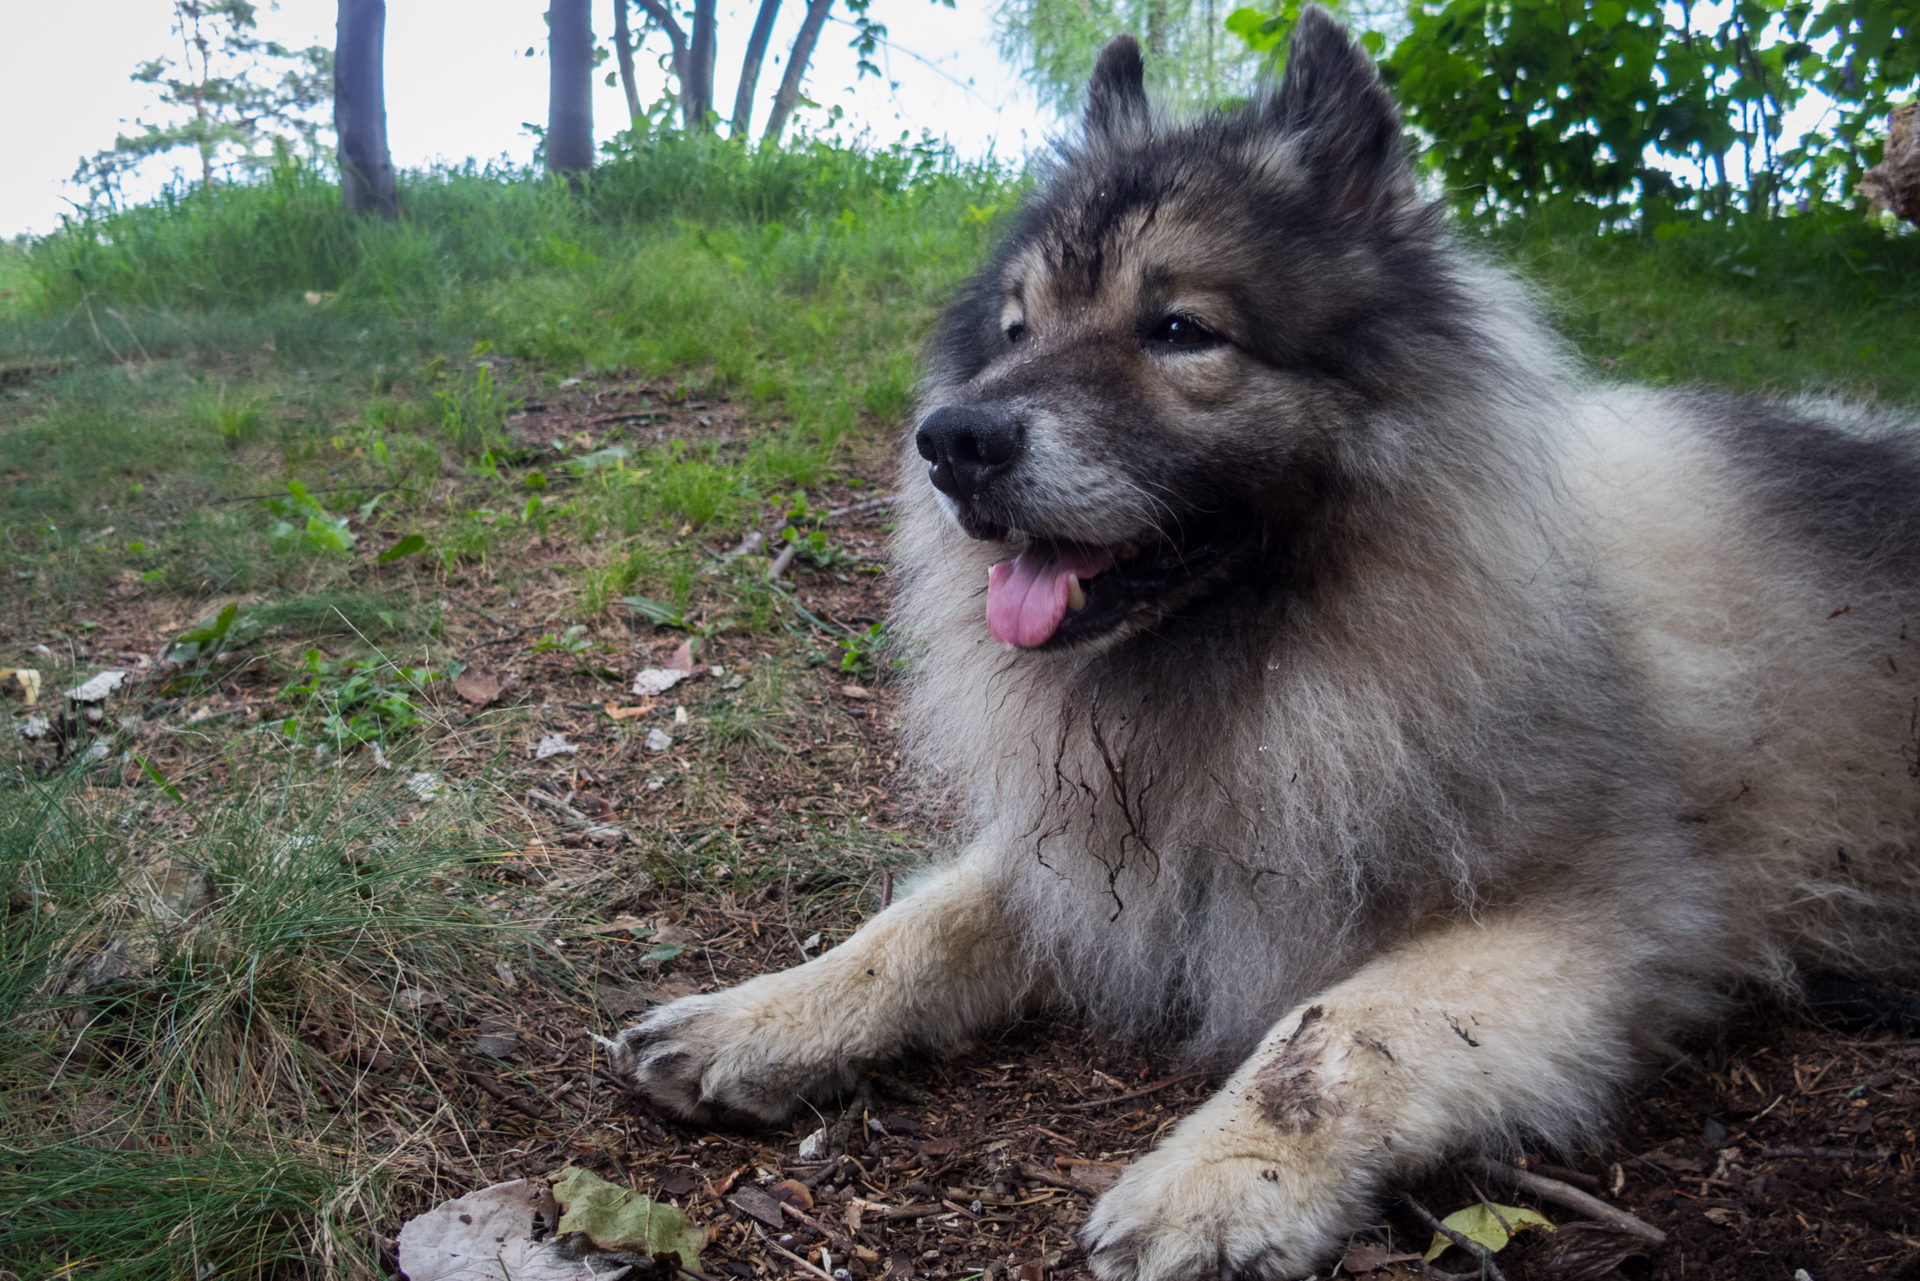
xmin=5 ymin=380 xmax=1917 ymax=1280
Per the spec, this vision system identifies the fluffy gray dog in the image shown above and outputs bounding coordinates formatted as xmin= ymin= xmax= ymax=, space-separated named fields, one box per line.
xmin=611 ymin=10 xmax=1920 ymax=1276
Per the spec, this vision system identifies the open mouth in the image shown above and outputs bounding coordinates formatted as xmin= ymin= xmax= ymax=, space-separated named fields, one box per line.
xmin=984 ymin=519 xmax=1234 ymax=649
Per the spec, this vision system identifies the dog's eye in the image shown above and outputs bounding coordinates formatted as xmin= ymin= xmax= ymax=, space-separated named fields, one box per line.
xmin=1006 ymin=322 xmax=1028 ymax=345
xmin=1145 ymin=315 xmax=1219 ymax=349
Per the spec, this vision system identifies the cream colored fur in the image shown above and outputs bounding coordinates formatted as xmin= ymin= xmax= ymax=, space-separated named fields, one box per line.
xmin=608 ymin=25 xmax=1920 ymax=1276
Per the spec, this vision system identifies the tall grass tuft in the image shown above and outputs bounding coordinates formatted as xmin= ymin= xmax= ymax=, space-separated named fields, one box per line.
xmin=0 ymin=762 xmax=512 ymax=1278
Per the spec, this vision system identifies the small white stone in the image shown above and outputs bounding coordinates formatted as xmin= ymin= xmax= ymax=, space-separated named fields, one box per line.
xmin=534 ymin=734 xmax=579 ymax=759
xmin=645 ymin=728 xmax=673 ymax=752
xmin=797 ymin=1127 xmax=826 ymax=1160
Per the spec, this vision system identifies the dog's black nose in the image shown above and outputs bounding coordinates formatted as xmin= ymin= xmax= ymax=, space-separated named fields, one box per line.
xmin=915 ymin=406 xmax=1022 ymax=501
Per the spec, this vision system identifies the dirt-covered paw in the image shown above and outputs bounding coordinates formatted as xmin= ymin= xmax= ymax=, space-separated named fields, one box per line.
xmin=1082 ymin=1142 xmax=1347 ymax=1281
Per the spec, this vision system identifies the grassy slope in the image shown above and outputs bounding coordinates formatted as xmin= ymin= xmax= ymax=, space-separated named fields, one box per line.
xmin=1 ymin=143 xmax=1916 ymax=1279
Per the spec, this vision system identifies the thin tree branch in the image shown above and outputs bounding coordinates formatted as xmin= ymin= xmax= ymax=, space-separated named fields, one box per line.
xmin=762 ymin=0 xmax=834 ymax=145
xmin=731 ymin=0 xmax=785 ymax=139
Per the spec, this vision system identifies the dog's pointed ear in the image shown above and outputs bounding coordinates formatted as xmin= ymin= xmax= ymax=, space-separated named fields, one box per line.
xmin=1266 ymin=6 xmax=1413 ymax=217
xmin=1085 ymin=35 xmax=1149 ymax=144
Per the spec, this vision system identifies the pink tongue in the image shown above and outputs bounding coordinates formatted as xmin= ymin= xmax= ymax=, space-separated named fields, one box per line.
xmin=986 ymin=543 xmax=1117 ymax=648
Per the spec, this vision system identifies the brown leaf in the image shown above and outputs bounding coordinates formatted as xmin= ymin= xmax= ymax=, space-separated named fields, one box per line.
xmin=657 ymin=1169 xmax=700 ymax=1197
xmin=919 ymin=1137 xmax=958 ymax=1157
xmin=666 ymin=640 xmax=696 ymax=673
xmin=840 ymin=683 xmax=871 ymax=699
xmin=727 ymin=1185 xmax=787 ymax=1229
xmin=603 ymin=701 xmax=652 ymax=720
xmin=454 ymin=667 xmax=510 ymax=706
xmin=768 ymin=1179 xmax=814 ymax=1212
xmin=473 ymin=1017 xmax=520 ymax=1058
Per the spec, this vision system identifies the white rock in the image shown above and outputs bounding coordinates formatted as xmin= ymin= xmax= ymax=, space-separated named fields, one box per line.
xmin=631 ymin=667 xmax=686 ymax=696
xmin=645 ymin=728 xmax=673 ymax=753
xmin=534 ymin=734 xmax=579 ymax=759
xmin=64 ymin=670 xmax=129 ymax=702
xmin=19 ymin=715 xmax=50 ymax=740
xmin=797 ymin=1127 xmax=827 ymax=1160
xmin=405 ymin=771 xmax=444 ymax=802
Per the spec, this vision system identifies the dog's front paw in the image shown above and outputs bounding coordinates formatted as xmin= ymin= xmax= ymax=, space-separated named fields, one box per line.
xmin=605 ymin=977 xmax=859 ymax=1124
xmin=1083 ymin=1138 xmax=1353 ymax=1281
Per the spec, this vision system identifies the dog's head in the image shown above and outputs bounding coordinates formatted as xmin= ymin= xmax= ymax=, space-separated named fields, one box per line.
xmin=914 ymin=7 xmax=1469 ymax=652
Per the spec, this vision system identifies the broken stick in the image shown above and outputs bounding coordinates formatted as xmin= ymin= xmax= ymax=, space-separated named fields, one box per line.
xmin=1473 ymin=1157 xmax=1667 ymax=1246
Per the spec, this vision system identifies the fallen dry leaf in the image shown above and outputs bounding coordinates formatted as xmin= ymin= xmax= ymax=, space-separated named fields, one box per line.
xmin=603 ymin=700 xmax=653 ymax=720
xmin=394 ymin=1179 xmax=618 ymax=1281
xmin=453 ymin=667 xmax=509 ymax=706
xmin=472 ymin=1017 xmax=520 ymax=1058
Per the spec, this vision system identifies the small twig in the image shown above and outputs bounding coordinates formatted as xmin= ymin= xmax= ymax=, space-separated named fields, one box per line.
xmin=780 ymin=1198 xmax=854 ymax=1251
xmin=461 ymin=1070 xmax=558 ymax=1121
xmin=447 ymin=597 xmax=514 ymax=631
xmin=1057 ymin=1073 xmax=1199 ymax=1111
xmin=1474 ymin=1157 xmax=1667 ymax=1245
xmin=524 ymin=789 xmax=628 ymax=843
xmin=752 ymin=1225 xmax=836 ymax=1281
xmin=825 ymin=493 xmax=894 ymax=520
xmin=878 ymin=869 xmax=894 ymax=912
xmin=1527 ymin=1162 xmax=1602 ymax=1191
xmin=1764 ymin=1145 xmax=1893 ymax=1162
xmin=767 ymin=543 xmax=799 ymax=581
xmin=880 ymin=1201 xmax=950 ymax=1221
xmin=1404 ymin=1194 xmax=1509 ymax=1281
xmin=1016 ymin=1162 xmax=1103 ymax=1196
xmin=798 ymin=1156 xmax=844 ymax=1190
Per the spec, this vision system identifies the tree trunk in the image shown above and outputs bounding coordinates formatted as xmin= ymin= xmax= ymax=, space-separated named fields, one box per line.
xmin=731 ymin=0 xmax=784 ymax=139
xmin=612 ymin=0 xmax=644 ymax=129
xmin=1861 ymin=103 xmax=1920 ymax=227
xmin=762 ymin=0 xmax=833 ymax=145
xmin=1147 ymin=0 xmax=1168 ymax=57
xmin=547 ymin=0 xmax=595 ymax=176
xmin=634 ymin=0 xmax=693 ymax=127
xmin=685 ymin=0 xmax=718 ymax=130
xmin=335 ymin=0 xmax=397 ymax=218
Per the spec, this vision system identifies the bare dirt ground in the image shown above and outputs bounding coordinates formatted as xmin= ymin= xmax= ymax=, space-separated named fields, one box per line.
xmin=10 ymin=383 xmax=1918 ymax=1281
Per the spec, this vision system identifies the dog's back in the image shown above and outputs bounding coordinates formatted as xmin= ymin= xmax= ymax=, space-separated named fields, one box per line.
xmin=1574 ymin=389 xmax=1920 ymax=980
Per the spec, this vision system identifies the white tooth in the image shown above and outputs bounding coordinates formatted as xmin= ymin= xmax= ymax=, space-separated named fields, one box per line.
xmin=1066 ymin=575 xmax=1086 ymax=611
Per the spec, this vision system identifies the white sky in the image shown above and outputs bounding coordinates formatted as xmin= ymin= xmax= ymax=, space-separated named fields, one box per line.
xmin=0 ymin=0 xmax=1057 ymax=239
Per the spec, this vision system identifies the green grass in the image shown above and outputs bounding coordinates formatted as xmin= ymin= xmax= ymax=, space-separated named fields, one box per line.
xmin=0 ymin=761 xmax=511 ymax=1278
xmin=4 ymin=131 xmax=1920 ymax=1281
xmin=1493 ymin=210 xmax=1920 ymax=401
